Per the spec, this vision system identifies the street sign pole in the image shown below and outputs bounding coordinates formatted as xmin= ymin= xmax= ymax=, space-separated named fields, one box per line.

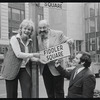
xmin=29 ymin=3 xmax=39 ymax=98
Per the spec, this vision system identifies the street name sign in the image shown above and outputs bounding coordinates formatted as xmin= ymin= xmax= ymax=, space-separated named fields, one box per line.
xmin=40 ymin=42 xmax=70 ymax=63
xmin=40 ymin=3 xmax=66 ymax=10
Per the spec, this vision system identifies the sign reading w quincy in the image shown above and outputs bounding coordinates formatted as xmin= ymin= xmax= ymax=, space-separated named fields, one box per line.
xmin=40 ymin=42 xmax=70 ymax=63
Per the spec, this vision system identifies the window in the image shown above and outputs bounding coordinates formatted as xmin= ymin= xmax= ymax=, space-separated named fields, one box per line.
xmin=84 ymin=4 xmax=89 ymax=18
xmin=85 ymin=19 xmax=89 ymax=33
xmin=88 ymin=3 xmax=95 ymax=17
xmin=90 ymin=8 xmax=95 ymax=17
xmin=95 ymin=17 xmax=98 ymax=32
xmin=85 ymin=3 xmax=100 ymax=63
xmin=86 ymin=38 xmax=89 ymax=52
xmin=12 ymin=27 xmax=18 ymax=32
xmin=97 ymin=37 xmax=100 ymax=50
xmin=21 ymin=10 xmax=25 ymax=21
xmin=12 ymin=8 xmax=20 ymax=21
xmin=8 ymin=3 xmax=25 ymax=39
xmin=76 ymin=40 xmax=82 ymax=51
xmin=0 ymin=59 xmax=3 ymax=71
xmin=95 ymin=3 xmax=99 ymax=16
xmin=8 ymin=7 xmax=25 ymax=22
xmin=38 ymin=14 xmax=43 ymax=24
xmin=89 ymin=17 xmax=95 ymax=32
xmin=97 ymin=16 xmax=100 ymax=32
xmin=8 ymin=8 xmax=11 ymax=19
xmin=91 ymin=53 xmax=96 ymax=62
xmin=8 ymin=27 xmax=12 ymax=38
xmin=98 ymin=4 xmax=100 ymax=16
xmin=90 ymin=38 xmax=95 ymax=51
xmin=97 ymin=54 xmax=100 ymax=62
xmin=0 ymin=46 xmax=6 ymax=54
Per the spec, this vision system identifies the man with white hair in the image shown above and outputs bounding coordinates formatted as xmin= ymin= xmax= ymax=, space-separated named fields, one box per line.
xmin=37 ymin=19 xmax=73 ymax=98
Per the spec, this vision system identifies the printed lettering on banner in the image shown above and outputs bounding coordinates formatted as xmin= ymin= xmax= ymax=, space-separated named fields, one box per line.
xmin=40 ymin=42 xmax=70 ymax=63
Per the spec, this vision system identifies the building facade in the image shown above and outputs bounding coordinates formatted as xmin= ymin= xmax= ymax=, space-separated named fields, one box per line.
xmin=0 ymin=2 xmax=93 ymax=69
xmin=84 ymin=3 xmax=100 ymax=63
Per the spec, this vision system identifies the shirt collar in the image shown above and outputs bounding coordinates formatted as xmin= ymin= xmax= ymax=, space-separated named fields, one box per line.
xmin=77 ymin=66 xmax=84 ymax=73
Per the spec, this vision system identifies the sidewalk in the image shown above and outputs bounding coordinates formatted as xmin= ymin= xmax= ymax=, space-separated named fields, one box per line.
xmin=39 ymin=75 xmax=69 ymax=98
xmin=0 ymin=75 xmax=69 ymax=98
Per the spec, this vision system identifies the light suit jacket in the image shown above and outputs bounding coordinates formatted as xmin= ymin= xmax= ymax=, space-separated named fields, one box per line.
xmin=37 ymin=29 xmax=69 ymax=76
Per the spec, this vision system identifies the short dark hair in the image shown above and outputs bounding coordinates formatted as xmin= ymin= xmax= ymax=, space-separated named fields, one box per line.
xmin=77 ymin=51 xmax=91 ymax=68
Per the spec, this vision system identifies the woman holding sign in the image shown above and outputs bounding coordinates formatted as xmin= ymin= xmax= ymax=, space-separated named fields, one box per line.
xmin=37 ymin=19 xmax=73 ymax=98
xmin=1 ymin=19 xmax=41 ymax=98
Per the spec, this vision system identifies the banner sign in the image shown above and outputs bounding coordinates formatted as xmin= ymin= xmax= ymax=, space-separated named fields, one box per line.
xmin=40 ymin=42 xmax=70 ymax=63
xmin=40 ymin=3 xmax=63 ymax=9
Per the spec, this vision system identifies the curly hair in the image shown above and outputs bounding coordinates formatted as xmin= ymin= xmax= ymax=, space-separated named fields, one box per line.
xmin=77 ymin=51 xmax=91 ymax=68
xmin=19 ymin=19 xmax=35 ymax=35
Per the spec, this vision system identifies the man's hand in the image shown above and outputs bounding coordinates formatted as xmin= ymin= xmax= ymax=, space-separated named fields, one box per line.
xmin=33 ymin=53 xmax=40 ymax=58
xmin=39 ymin=52 xmax=48 ymax=64
xmin=55 ymin=59 xmax=62 ymax=67
xmin=67 ymin=38 xmax=74 ymax=45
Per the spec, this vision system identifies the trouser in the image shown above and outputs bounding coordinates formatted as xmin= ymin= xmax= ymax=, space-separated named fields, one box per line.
xmin=42 ymin=64 xmax=64 ymax=98
xmin=5 ymin=68 xmax=32 ymax=98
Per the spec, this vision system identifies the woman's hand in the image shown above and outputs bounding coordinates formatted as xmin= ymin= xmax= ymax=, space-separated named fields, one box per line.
xmin=31 ymin=57 xmax=47 ymax=64
xmin=31 ymin=57 xmax=40 ymax=62
xmin=33 ymin=53 xmax=40 ymax=58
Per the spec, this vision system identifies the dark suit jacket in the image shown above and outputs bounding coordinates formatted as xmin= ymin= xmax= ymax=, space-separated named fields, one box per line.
xmin=56 ymin=64 xmax=96 ymax=98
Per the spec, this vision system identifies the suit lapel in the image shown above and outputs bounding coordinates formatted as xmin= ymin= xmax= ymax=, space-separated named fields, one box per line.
xmin=49 ymin=30 xmax=57 ymax=48
xmin=69 ymin=66 xmax=87 ymax=88
xmin=73 ymin=69 xmax=85 ymax=82
xmin=69 ymin=68 xmax=76 ymax=86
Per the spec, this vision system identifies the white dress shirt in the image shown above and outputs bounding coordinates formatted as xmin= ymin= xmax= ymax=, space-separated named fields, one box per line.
xmin=73 ymin=67 xmax=85 ymax=79
xmin=77 ymin=67 xmax=85 ymax=74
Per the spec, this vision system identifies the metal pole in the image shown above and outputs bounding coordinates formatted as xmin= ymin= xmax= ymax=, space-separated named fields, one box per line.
xmin=29 ymin=3 xmax=39 ymax=98
xmin=94 ymin=3 xmax=97 ymax=62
